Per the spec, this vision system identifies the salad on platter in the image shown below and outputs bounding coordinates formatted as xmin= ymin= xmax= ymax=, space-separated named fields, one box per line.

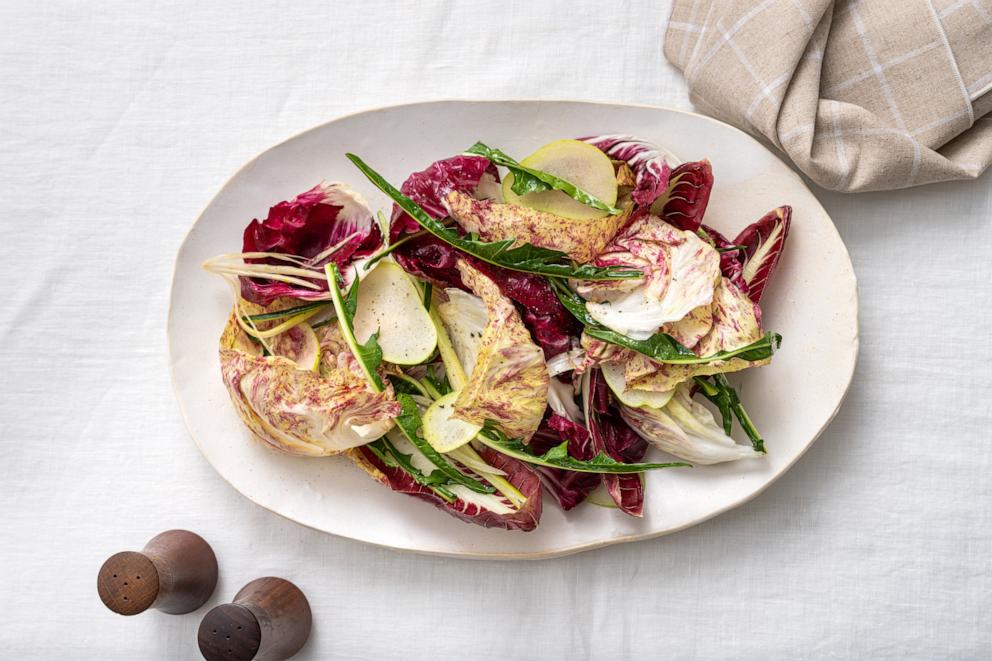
xmin=204 ymin=135 xmax=791 ymax=531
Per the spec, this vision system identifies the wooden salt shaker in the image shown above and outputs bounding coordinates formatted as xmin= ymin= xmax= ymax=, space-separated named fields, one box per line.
xmin=97 ymin=529 xmax=218 ymax=616
xmin=197 ymin=577 xmax=312 ymax=661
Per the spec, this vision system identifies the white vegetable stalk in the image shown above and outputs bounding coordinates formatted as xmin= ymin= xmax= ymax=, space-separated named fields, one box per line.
xmin=546 ymin=348 xmax=585 ymax=377
xmin=548 ymin=378 xmax=582 ymax=423
xmin=203 ymin=253 xmax=329 ymax=291
xmin=447 ymin=445 xmax=508 ymax=478
xmin=620 ymin=385 xmax=761 ymax=465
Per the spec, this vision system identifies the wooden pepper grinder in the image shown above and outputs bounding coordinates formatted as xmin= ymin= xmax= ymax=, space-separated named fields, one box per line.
xmin=97 ymin=529 xmax=218 ymax=616
xmin=197 ymin=577 xmax=311 ymax=661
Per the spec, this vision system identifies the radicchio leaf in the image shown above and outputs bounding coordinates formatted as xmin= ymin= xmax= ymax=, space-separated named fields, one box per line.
xmin=392 ymin=155 xmax=579 ymax=358
xmin=620 ymin=384 xmax=761 ymax=464
xmin=656 ymin=160 xmax=714 ymax=232
xmin=443 ymin=189 xmax=631 ymax=264
xmin=529 ymin=414 xmax=601 ymax=510
xmin=219 ymin=308 xmax=400 ymax=456
xmin=472 ymin=262 xmax=579 ymax=358
xmin=389 ymin=155 xmax=497 ymax=241
xmin=588 ymin=369 xmax=648 ymax=517
xmin=734 ymin=206 xmax=792 ymax=303
xmin=579 ymin=215 xmax=721 ymax=340
xmin=394 ymin=236 xmax=465 ymax=290
xmin=241 ymin=183 xmax=382 ymax=305
xmin=452 ymin=260 xmax=549 ymax=443
xmin=580 ymin=135 xmax=672 ymax=208
xmin=700 ymin=224 xmax=749 ymax=297
xmin=700 ymin=205 xmax=792 ymax=306
xmin=622 ymin=277 xmax=772 ymax=393
xmin=350 ymin=443 xmax=543 ymax=531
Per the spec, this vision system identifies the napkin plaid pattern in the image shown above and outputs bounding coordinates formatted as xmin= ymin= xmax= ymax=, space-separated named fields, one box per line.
xmin=665 ymin=0 xmax=992 ymax=191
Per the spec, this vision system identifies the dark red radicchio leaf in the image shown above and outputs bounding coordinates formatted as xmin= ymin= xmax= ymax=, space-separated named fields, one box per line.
xmin=471 ymin=263 xmax=579 ymax=358
xmin=241 ymin=183 xmax=382 ymax=305
xmin=391 ymin=155 xmax=578 ymax=358
xmin=700 ymin=205 xmax=791 ymax=312
xmin=701 ymin=223 xmax=749 ymax=297
xmin=394 ymin=236 xmax=466 ymax=289
xmin=352 ymin=445 xmax=543 ymax=531
xmin=579 ymin=135 xmax=672 ymax=208
xmin=657 ymin=160 xmax=713 ymax=232
xmin=529 ymin=414 xmax=601 ymax=510
xmin=387 ymin=155 xmax=492 ymax=305
xmin=734 ymin=206 xmax=792 ymax=303
xmin=588 ymin=370 xmax=648 ymax=517
xmin=389 ymin=155 xmax=497 ymax=241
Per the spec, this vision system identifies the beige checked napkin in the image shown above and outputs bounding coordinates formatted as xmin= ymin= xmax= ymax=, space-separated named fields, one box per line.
xmin=665 ymin=0 xmax=992 ymax=191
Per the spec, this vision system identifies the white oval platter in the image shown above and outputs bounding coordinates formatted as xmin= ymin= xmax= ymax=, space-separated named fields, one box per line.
xmin=168 ymin=100 xmax=858 ymax=559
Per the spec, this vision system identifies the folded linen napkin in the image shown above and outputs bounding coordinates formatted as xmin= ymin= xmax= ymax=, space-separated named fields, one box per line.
xmin=664 ymin=0 xmax=992 ymax=191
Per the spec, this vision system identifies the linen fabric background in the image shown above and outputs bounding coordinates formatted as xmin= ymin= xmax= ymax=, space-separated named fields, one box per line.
xmin=665 ymin=0 xmax=992 ymax=191
xmin=1 ymin=1 xmax=991 ymax=659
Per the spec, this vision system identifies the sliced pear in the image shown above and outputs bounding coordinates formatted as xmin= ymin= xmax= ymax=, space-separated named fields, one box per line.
xmin=585 ymin=482 xmax=619 ymax=508
xmin=352 ymin=261 xmax=437 ymax=365
xmin=422 ymin=391 xmax=482 ymax=453
xmin=501 ymin=139 xmax=618 ymax=221
xmin=270 ymin=322 xmax=321 ymax=371
xmin=601 ymin=361 xmax=674 ymax=409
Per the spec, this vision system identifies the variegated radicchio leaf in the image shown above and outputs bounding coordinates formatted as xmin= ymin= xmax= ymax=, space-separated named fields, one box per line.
xmin=443 ymin=189 xmax=631 ymax=265
xmin=219 ymin=309 xmax=400 ymax=456
xmin=578 ymin=214 xmax=722 ymax=341
xmin=241 ymin=183 xmax=382 ymax=305
xmin=451 ymin=260 xmax=549 ymax=443
xmin=350 ymin=153 xmax=634 ymax=282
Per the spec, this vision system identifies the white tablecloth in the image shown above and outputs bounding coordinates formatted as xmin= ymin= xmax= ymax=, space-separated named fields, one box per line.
xmin=2 ymin=1 xmax=990 ymax=659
